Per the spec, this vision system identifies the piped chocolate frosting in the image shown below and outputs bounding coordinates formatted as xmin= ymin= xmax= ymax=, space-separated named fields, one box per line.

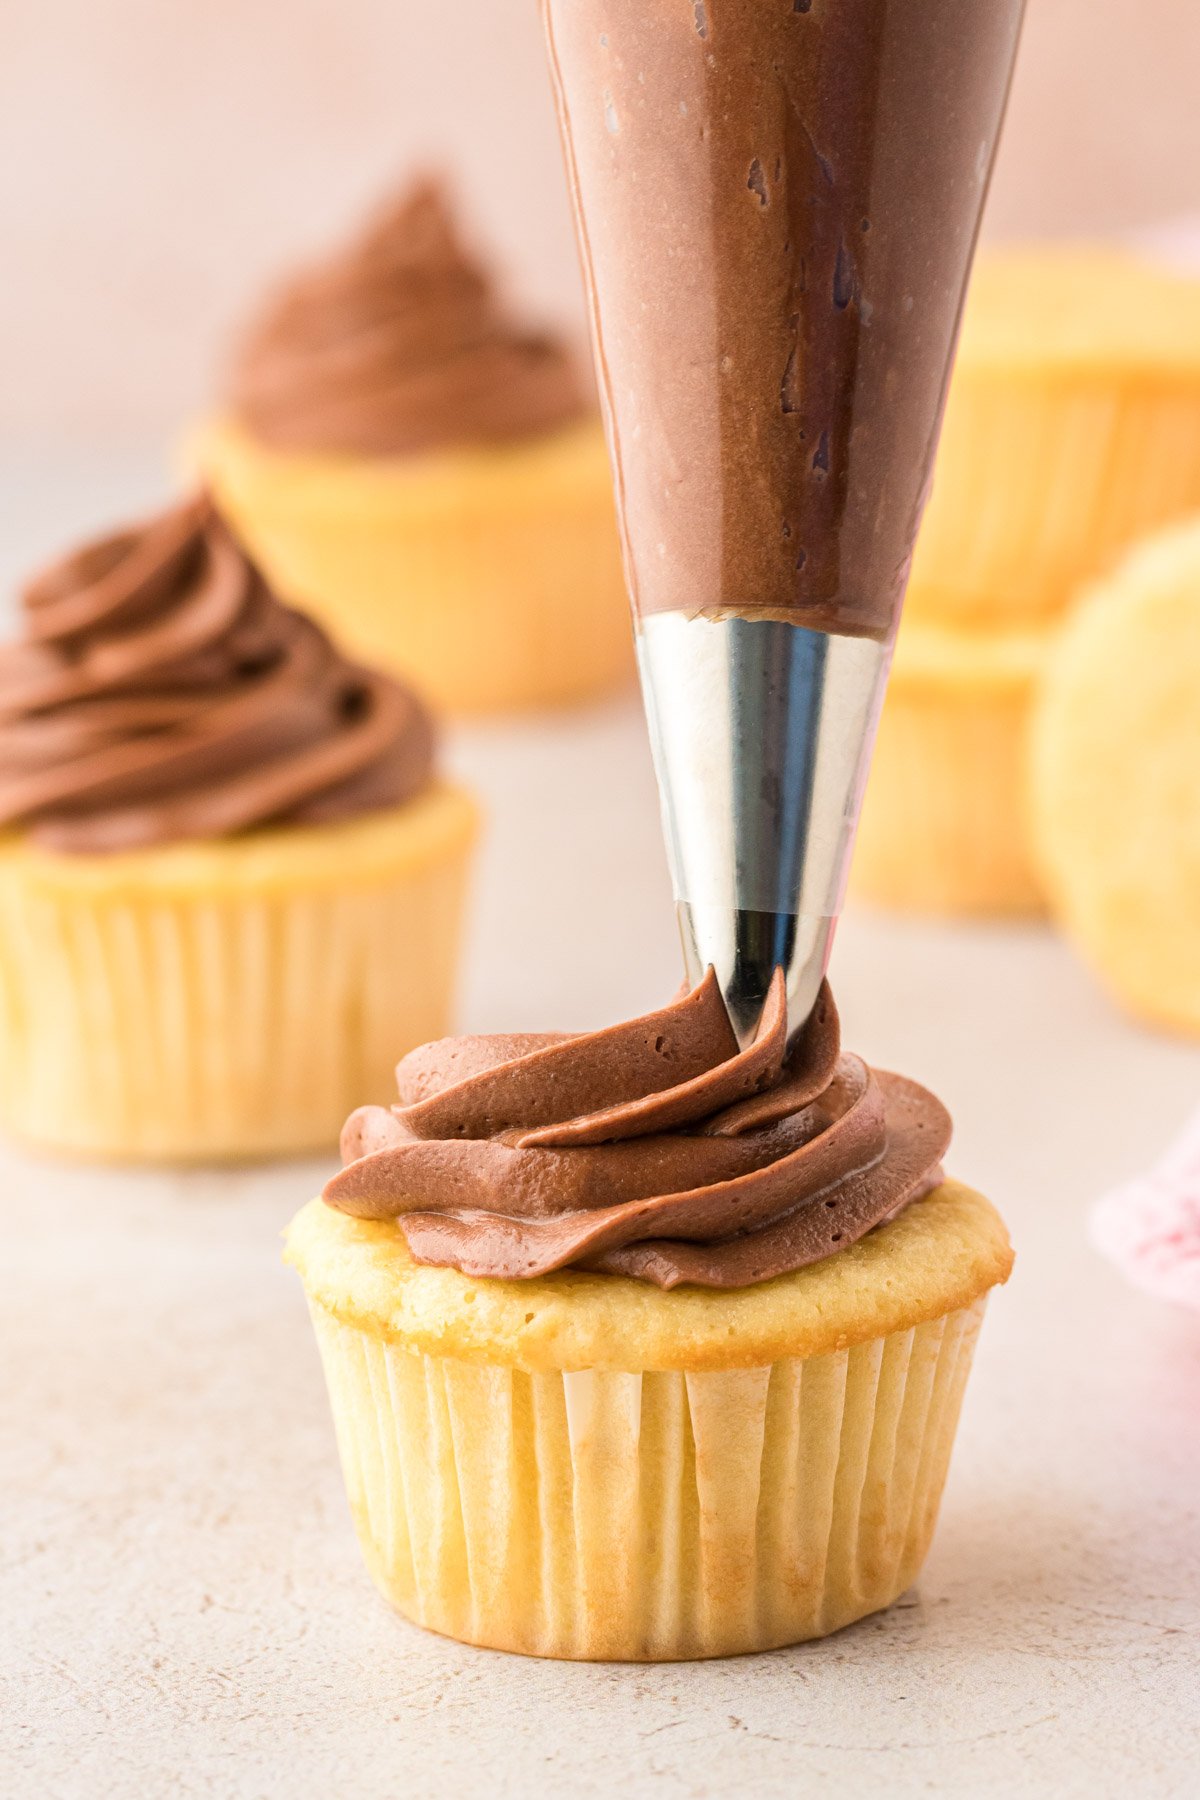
xmin=229 ymin=178 xmax=588 ymax=457
xmin=0 ymin=495 xmax=434 ymax=853
xmin=324 ymin=971 xmax=950 ymax=1289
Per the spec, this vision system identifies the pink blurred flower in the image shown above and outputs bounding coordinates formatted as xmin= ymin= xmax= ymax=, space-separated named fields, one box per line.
xmin=1091 ymin=1111 xmax=1200 ymax=1311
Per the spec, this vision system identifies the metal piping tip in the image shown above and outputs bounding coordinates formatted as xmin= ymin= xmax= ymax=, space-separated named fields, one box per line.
xmin=636 ymin=612 xmax=893 ymax=1050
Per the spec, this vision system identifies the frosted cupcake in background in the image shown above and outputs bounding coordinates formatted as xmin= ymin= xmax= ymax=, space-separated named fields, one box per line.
xmin=194 ymin=179 xmax=632 ymax=715
xmin=853 ymin=248 xmax=1200 ymax=918
xmin=286 ymin=975 xmax=1012 ymax=1661
xmin=0 ymin=494 xmax=478 ymax=1161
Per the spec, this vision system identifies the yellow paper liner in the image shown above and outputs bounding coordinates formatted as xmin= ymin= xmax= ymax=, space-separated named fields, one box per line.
xmin=852 ymin=627 xmax=1048 ymax=917
xmin=308 ymin=1294 xmax=987 ymax=1660
xmin=0 ymin=788 xmax=477 ymax=1160
xmin=908 ymin=373 xmax=1200 ymax=626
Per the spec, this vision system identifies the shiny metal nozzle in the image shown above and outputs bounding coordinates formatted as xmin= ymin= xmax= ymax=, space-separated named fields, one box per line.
xmin=636 ymin=612 xmax=893 ymax=1050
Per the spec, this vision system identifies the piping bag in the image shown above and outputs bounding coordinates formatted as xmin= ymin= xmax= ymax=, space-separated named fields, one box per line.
xmin=542 ymin=0 xmax=1026 ymax=1045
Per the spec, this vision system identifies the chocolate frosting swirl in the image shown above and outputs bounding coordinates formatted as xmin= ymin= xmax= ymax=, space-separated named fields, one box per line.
xmin=229 ymin=178 xmax=588 ymax=456
xmin=324 ymin=971 xmax=950 ymax=1290
xmin=0 ymin=495 xmax=435 ymax=853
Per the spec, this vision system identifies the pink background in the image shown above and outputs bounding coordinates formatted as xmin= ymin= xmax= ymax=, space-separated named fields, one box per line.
xmin=1 ymin=0 xmax=1198 ymax=440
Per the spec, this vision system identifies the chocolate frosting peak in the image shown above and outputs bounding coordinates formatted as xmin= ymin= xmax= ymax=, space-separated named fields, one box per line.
xmin=229 ymin=178 xmax=588 ymax=456
xmin=324 ymin=972 xmax=951 ymax=1289
xmin=0 ymin=495 xmax=435 ymax=853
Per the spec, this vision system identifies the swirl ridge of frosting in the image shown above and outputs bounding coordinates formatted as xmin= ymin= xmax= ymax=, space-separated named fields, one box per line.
xmin=229 ymin=178 xmax=587 ymax=456
xmin=0 ymin=495 xmax=435 ymax=853
xmin=324 ymin=971 xmax=951 ymax=1289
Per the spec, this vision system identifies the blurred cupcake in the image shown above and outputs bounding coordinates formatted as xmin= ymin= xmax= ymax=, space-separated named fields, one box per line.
xmin=0 ymin=494 xmax=478 ymax=1161
xmin=1030 ymin=516 xmax=1200 ymax=1035
xmin=908 ymin=247 xmax=1200 ymax=626
xmin=286 ymin=974 xmax=1012 ymax=1660
xmin=857 ymin=248 xmax=1200 ymax=918
xmin=194 ymin=179 xmax=632 ymax=715
xmin=853 ymin=619 xmax=1049 ymax=917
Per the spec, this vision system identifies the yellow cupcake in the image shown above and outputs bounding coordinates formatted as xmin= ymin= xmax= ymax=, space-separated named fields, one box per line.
xmin=286 ymin=973 xmax=1011 ymax=1661
xmin=286 ymin=1180 xmax=1010 ymax=1660
xmin=0 ymin=495 xmax=479 ymax=1160
xmin=908 ymin=248 xmax=1200 ymax=626
xmin=1030 ymin=516 xmax=1200 ymax=1034
xmin=0 ymin=791 xmax=477 ymax=1161
xmin=852 ymin=617 xmax=1052 ymax=916
xmin=196 ymin=413 xmax=631 ymax=716
xmin=195 ymin=179 xmax=632 ymax=716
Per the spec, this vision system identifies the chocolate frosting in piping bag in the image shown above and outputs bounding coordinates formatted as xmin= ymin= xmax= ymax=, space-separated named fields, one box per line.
xmin=0 ymin=495 xmax=435 ymax=853
xmin=324 ymin=971 xmax=950 ymax=1289
xmin=541 ymin=0 xmax=1026 ymax=638
xmin=229 ymin=178 xmax=588 ymax=457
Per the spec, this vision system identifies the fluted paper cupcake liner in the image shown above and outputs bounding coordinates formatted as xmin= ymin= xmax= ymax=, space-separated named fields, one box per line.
xmin=308 ymin=1294 xmax=986 ymax=1661
xmin=195 ymin=417 xmax=634 ymax=715
xmin=908 ymin=375 xmax=1200 ymax=625
xmin=852 ymin=625 xmax=1049 ymax=917
xmin=0 ymin=788 xmax=476 ymax=1161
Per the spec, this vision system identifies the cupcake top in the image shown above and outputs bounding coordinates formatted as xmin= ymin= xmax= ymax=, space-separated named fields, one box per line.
xmin=323 ymin=971 xmax=950 ymax=1291
xmin=227 ymin=178 xmax=588 ymax=457
xmin=0 ymin=494 xmax=434 ymax=853
xmin=959 ymin=247 xmax=1200 ymax=375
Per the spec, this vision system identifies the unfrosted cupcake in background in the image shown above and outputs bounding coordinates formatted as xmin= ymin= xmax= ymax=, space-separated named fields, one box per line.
xmin=1031 ymin=515 xmax=1200 ymax=1037
xmin=286 ymin=974 xmax=1012 ymax=1661
xmin=0 ymin=494 xmax=478 ymax=1161
xmin=908 ymin=247 xmax=1200 ymax=627
xmin=193 ymin=179 xmax=632 ymax=715
xmin=854 ymin=248 xmax=1200 ymax=918
xmin=852 ymin=617 xmax=1048 ymax=917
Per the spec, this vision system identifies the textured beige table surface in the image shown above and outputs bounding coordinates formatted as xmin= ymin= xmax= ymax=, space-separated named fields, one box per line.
xmin=3 ymin=467 xmax=1200 ymax=1798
